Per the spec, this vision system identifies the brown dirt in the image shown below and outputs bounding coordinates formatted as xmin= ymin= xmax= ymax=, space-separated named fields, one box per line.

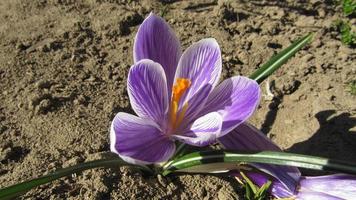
xmin=0 ymin=0 xmax=355 ymax=199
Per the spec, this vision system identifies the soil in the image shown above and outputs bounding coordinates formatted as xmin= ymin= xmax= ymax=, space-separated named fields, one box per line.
xmin=0 ymin=0 xmax=355 ymax=199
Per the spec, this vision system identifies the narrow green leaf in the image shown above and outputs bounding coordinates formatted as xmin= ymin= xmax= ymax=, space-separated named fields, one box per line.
xmin=249 ymin=33 xmax=313 ymax=84
xmin=245 ymin=182 xmax=253 ymax=200
xmin=0 ymin=157 xmax=152 ymax=200
xmin=162 ymin=150 xmax=356 ymax=176
xmin=160 ymin=5 xmax=169 ymax=17
xmin=255 ymin=180 xmax=271 ymax=199
xmin=241 ymin=172 xmax=258 ymax=194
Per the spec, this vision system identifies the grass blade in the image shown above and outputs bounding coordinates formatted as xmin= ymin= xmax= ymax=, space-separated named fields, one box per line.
xmin=162 ymin=150 xmax=356 ymax=176
xmin=249 ymin=33 xmax=313 ymax=84
xmin=0 ymin=157 xmax=152 ymax=200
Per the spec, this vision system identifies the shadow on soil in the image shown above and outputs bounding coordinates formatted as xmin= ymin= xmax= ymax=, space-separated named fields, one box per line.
xmin=261 ymin=106 xmax=356 ymax=175
xmin=287 ymin=110 xmax=356 ymax=158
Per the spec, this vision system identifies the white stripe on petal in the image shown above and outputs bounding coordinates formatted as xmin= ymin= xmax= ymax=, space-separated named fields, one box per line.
xmin=127 ymin=59 xmax=169 ymax=127
xmin=172 ymin=112 xmax=222 ymax=146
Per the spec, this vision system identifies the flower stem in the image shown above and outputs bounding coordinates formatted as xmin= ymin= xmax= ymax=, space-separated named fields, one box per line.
xmin=161 ymin=142 xmax=187 ymax=169
xmin=0 ymin=157 xmax=152 ymax=200
xmin=174 ymin=142 xmax=188 ymax=157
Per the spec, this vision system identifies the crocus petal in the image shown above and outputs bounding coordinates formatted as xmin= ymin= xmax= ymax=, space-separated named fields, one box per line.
xmin=127 ymin=59 xmax=168 ymax=125
xmin=134 ymin=13 xmax=181 ymax=95
xmin=218 ymin=122 xmax=281 ymax=151
xmin=202 ymin=76 xmax=261 ymax=136
xmin=297 ymin=191 xmax=342 ymax=200
xmin=299 ymin=174 xmax=356 ymax=200
xmin=218 ymin=123 xmax=301 ymax=197
xmin=110 ymin=112 xmax=175 ymax=164
xmin=172 ymin=112 xmax=222 ymax=146
xmin=174 ymin=38 xmax=222 ymax=123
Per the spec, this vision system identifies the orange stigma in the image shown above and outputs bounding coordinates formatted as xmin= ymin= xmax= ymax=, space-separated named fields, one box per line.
xmin=169 ymin=78 xmax=191 ymax=131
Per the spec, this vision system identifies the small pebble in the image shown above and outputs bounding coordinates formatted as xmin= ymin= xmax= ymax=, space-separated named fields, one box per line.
xmin=157 ymin=174 xmax=168 ymax=187
xmin=36 ymin=99 xmax=52 ymax=114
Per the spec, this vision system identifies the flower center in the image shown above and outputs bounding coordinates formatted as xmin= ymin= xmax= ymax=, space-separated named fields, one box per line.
xmin=169 ymin=78 xmax=191 ymax=131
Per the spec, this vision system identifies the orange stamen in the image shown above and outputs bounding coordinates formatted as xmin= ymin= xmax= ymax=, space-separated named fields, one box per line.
xmin=169 ymin=78 xmax=191 ymax=130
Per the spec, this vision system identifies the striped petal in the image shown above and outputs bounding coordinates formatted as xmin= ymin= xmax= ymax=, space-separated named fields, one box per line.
xmin=134 ymin=13 xmax=181 ymax=96
xmin=173 ymin=38 xmax=222 ymax=124
xmin=110 ymin=112 xmax=175 ymax=164
xmin=172 ymin=112 xmax=222 ymax=146
xmin=127 ymin=59 xmax=168 ymax=126
xmin=203 ymin=76 xmax=261 ymax=136
xmin=297 ymin=192 xmax=341 ymax=200
xmin=299 ymin=174 xmax=356 ymax=200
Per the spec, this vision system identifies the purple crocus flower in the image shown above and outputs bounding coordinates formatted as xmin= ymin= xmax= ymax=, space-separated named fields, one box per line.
xmin=219 ymin=123 xmax=356 ymax=199
xmin=110 ymin=13 xmax=261 ymax=164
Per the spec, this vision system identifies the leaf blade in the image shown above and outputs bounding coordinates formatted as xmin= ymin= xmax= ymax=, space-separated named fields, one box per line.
xmin=163 ymin=150 xmax=356 ymax=176
xmin=249 ymin=33 xmax=313 ymax=84
xmin=0 ymin=157 xmax=151 ymax=200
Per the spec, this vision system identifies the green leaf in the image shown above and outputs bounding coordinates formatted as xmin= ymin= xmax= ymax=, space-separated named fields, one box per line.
xmin=348 ymin=80 xmax=356 ymax=95
xmin=245 ymin=182 xmax=253 ymax=200
xmin=160 ymin=5 xmax=169 ymax=17
xmin=255 ymin=180 xmax=271 ymax=199
xmin=343 ymin=0 xmax=356 ymax=16
xmin=249 ymin=33 xmax=313 ymax=84
xmin=162 ymin=150 xmax=356 ymax=176
xmin=0 ymin=157 xmax=152 ymax=200
xmin=335 ymin=20 xmax=356 ymax=46
xmin=241 ymin=172 xmax=258 ymax=194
